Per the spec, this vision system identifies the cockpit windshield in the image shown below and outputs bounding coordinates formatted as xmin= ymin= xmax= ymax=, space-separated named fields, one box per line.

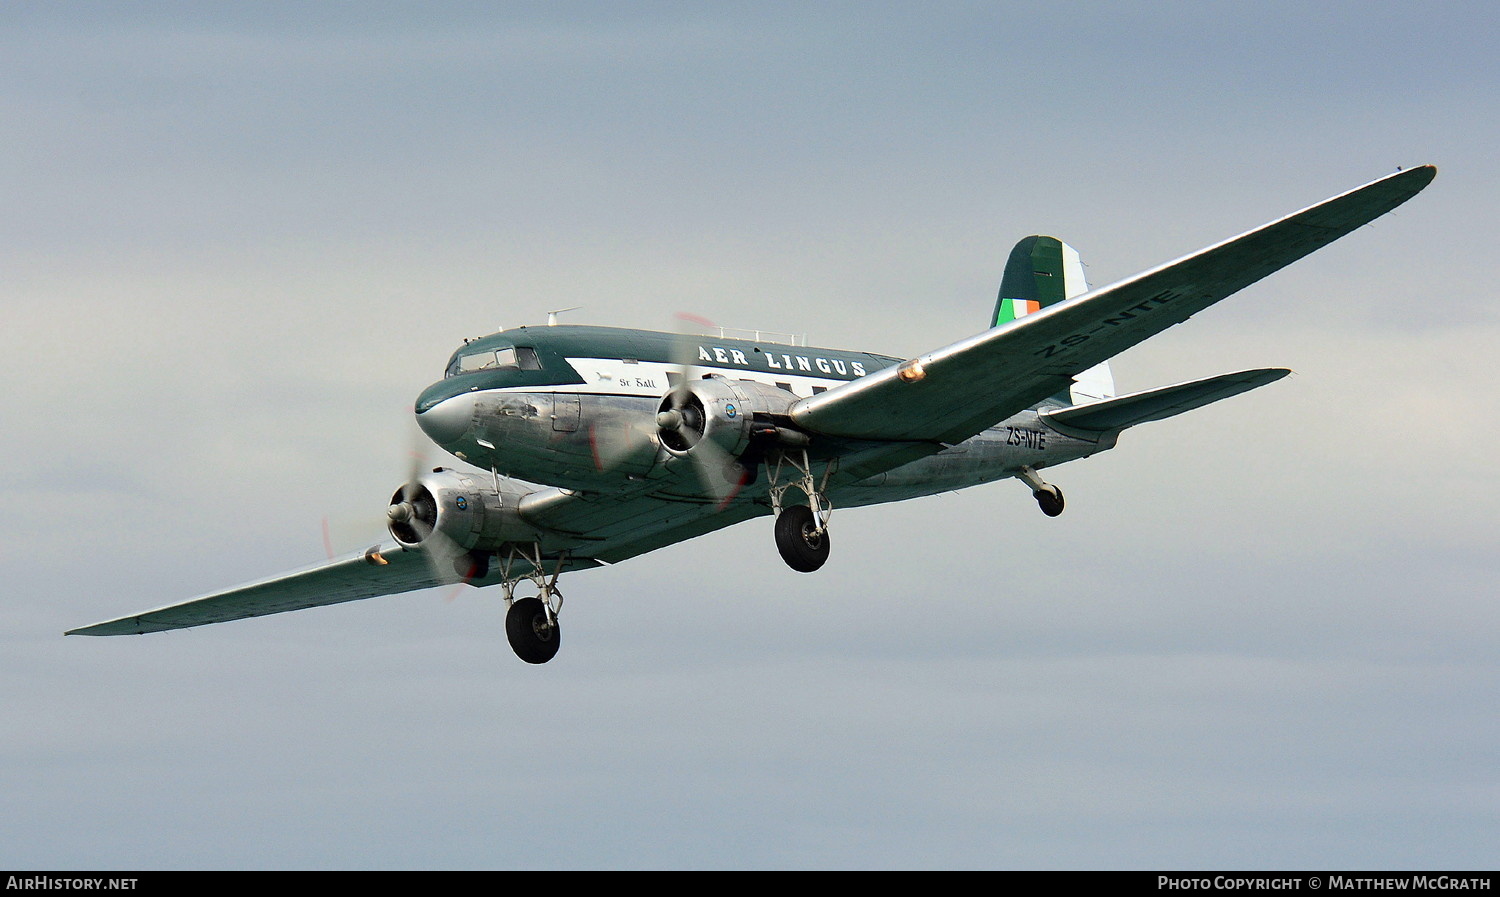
xmin=447 ymin=345 xmax=542 ymax=378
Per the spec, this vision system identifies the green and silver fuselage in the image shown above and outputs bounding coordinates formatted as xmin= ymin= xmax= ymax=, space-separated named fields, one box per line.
xmin=414 ymin=324 xmax=1111 ymax=510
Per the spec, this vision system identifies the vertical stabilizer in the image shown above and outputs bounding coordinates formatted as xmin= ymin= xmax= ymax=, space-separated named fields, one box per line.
xmin=994 ymin=235 xmax=1115 ymax=403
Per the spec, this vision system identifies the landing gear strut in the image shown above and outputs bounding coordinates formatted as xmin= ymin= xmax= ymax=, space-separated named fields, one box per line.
xmin=496 ymin=543 xmax=566 ymax=664
xmin=1018 ymin=465 xmax=1065 ymax=517
xmin=767 ymin=449 xmax=835 ymax=572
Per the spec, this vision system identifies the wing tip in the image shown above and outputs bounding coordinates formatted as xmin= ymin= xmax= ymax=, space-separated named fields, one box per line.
xmin=1406 ymin=163 xmax=1437 ymax=185
xmin=1386 ymin=164 xmax=1437 ymax=194
xmin=65 ymin=622 xmax=136 ymax=637
xmin=66 ymin=615 xmax=160 ymax=636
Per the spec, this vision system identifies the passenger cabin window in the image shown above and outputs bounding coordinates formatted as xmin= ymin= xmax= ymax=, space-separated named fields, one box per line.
xmin=451 ymin=345 xmax=542 ymax=376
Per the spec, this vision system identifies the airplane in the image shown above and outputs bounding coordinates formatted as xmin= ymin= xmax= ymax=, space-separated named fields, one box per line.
xmin=67 ymin=166 xmax=1437 ymax=663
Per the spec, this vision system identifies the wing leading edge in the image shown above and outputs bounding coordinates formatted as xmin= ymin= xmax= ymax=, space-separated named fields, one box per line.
xmin=789 ymin=166 xmax=1436 ymax=445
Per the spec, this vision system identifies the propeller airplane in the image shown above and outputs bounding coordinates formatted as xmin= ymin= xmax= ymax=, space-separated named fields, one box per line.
xmin=68 ymin=166 xmax=1437 ymax=663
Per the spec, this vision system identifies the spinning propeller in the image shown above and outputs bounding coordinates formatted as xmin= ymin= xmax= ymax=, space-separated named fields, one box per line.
xmin=385 ymin=441 xmax=488 ymax=591
xmin=583 ymin=312 xmax=748 ymax=505
xmin=654 ymin=312 xmax=751 ymax=508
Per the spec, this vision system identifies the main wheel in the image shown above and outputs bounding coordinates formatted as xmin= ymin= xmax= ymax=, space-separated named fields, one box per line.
xmin=506 ymin=596 xmax=561 ymax=664
xmin=1034 ymin=486 xmax=1065 ymax=517
xmin=775 ymin=504 xmax=830 ymax=572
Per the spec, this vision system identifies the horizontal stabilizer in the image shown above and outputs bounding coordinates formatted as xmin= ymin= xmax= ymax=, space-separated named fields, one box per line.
xmin=1041 ymin=368 xmax=1290 ymax=433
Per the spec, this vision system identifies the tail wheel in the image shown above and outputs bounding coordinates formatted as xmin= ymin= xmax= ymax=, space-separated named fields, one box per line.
xmin=506 ymin=596 xmax=561 ymax=664
xmin=775 ymin=504 xmax=830 ymax=572
xmin=1035 ymin=486 xmax=1065 ymax=517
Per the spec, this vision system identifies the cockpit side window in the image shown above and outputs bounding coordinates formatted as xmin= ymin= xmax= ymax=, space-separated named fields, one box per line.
xmin=456 ymin=348 xmax=511 ymax=373
xmin=447 ymin=345 xmax=543 ymax=377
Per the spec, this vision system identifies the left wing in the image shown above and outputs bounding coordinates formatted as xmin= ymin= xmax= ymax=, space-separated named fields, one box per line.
xmin=66 ymin=486 xmax=761 ymax=636
xmin=65 ymin=544 xmax=488 ymax=635
xmin=789 ymin=166 xmax=1435 ymax=445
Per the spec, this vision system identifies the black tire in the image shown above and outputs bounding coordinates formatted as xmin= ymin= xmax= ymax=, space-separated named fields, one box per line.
xmin=1035 ymin=486 xmax=1065 ymax=518
xmin=506 ymin=596 xmax=560 ymax=664
xmin=775 ymin=504 xmax=830 ymax=572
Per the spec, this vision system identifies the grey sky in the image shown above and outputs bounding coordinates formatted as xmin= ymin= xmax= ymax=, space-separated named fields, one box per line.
xmin=3 ymin=3 xmax=1495 ymax=869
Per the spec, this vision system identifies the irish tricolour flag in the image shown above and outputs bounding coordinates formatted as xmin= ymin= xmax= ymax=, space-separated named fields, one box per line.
xmin=993 ymin=297 xmax=1041 ymax=326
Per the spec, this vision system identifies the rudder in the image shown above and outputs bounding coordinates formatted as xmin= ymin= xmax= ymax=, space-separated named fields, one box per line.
xmin=993 ymin=235 xmax=1115 ymax=403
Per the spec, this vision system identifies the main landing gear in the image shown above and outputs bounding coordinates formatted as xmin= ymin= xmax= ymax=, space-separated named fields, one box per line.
xmin=775 ymin=504 xmax=829 ymax=572
xmin=496 ymin=543 xmax=566 ymax=664
xmin=506 ymin=597 xmax=559 ymax=665
xmin=1018 ymin=465 xmax=1065 ymax=517
xmin=767 ymin=449 xmax=834 ymax=572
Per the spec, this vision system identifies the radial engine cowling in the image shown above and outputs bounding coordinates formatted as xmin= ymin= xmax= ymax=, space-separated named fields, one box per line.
xmin=387 ymin=468 xmax=539 ymax=552
xmin=655 ymin=378 xmax=801 ymax=458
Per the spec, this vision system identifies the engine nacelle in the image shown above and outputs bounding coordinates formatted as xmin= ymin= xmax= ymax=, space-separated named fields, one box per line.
xmin=655 ymin=378 xmax=800 ymax=459
xmin=387 ymin=468 xmax=541 ymax=553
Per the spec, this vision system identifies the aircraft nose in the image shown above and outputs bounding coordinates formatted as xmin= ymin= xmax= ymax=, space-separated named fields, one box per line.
xmin=416 ymin=392 xmax=478 ymax=446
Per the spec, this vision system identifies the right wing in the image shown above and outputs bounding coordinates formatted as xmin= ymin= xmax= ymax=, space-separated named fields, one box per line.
xmin=789 ymin=166 xmax=1435 ymax=445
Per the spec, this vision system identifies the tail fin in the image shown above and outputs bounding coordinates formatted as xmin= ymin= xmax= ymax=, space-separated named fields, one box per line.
xmin=993 ymin=235 xmax=1115 ymax=404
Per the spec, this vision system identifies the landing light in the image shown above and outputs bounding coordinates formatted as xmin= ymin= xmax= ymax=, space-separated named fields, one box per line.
xmin=898 ymin=359 xmax=927 ymax=383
